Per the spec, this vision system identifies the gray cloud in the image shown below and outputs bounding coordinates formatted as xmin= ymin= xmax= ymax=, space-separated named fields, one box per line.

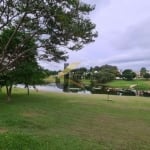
xmin=95 ymin=48 xmax=150 ymax=70
xmin=107 ymin=50 xmax=150 ymax=64
xmin=117 ymin=18 xmax=150 ymax=50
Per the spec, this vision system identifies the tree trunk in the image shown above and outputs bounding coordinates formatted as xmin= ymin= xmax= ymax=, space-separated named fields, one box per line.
xmin=0 ymin=86 xmax=2 ymax=93
xmin=6 ymin=85 xmax=12 ymax=102
xmin=27 ymin=84 xmax=30 ymax=96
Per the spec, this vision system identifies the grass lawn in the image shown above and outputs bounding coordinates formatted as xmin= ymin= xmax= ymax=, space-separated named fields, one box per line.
xmin=0 ymin=88 xmax=150 ymax=149
xmin=106 ymin=79 xmax=150 ymax=90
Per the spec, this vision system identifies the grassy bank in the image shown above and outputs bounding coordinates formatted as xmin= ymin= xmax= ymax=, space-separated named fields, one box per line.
xmin=106 ymin=79 xmax=150 ymax=90
xmin=0 ymin=89 xmax=150 ymax=149
xmin=44 ymin=76 xmax=150 ymax=90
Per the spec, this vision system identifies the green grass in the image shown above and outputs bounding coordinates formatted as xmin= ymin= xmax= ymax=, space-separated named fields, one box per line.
xmin=81 ymin=79 xmax=150 ymax=90
xmin=106 ymin=79 xmax=150 ymax=90
xmin=44 ymin=77 xmax=150 ymax=90
xmin=0 ymin=88 xmax=150 ymax=149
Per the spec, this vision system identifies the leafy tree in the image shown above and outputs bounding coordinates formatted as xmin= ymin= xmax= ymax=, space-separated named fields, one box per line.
xmin=140 ymin=67 xmax=147 ymax=77
xmin=122 ymin=69 xmax=136 ymax=81
xmin=0 ymin=0 xmax=97 ymax=72
xmin=143 ymin=73 xmax=150 ymax=80
xmin=0 ymin=28 xmax=43 ymax=101
xmin=44 ymin=70 xmax=58 ymax=76
xmin=92 ymin=66 xmax=100 ymax=72
xmin=0 ymin=28 xmax=37 ymax=71
xmin=91 ymin=65 xmax=120 ymax=77
xmin=91 ymin=65 xmax=119 ymax=84
xmin=0 ymin=73 xmax=13 ymax=101
xmin=0 ymin=58 xmax=47 ymax=101
xmin=93 ymin=71 xmax=115 ymax=84
xmin=14 ymin=61 xmax=47 ymax=95
xmin=70 ymin=67 xmax=87 ymax=81
xmin=99 ymin=65 xmax=120 ymax=77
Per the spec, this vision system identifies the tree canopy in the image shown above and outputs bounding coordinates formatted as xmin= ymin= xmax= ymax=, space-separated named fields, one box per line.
xmin=0 ymin=0 xmax=97 ymax=72
xmin=0 ymin=28 xmax=47 ymax=101
xmin=143 ymin=73 xmax=150 ymax=80
xmin=140 ymin=67 xmax=147 ymax=77
xmin=122 ymin=69 xmax=136 ymax=81
xmin=0 ymin=28 xmax=37 ymax=71
xmin=93 ymin=71 xmax=115 ymax=84
xmin=90 ymin=65 xmax=119 ymax=84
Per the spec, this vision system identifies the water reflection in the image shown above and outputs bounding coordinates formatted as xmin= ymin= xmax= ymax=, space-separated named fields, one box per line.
xmin=16 ymin=83 xmax=150 ymax=97
xmin=16 ymin=83 xmax=91 ymax=94
xmin=17 ymin=83 xmax=62 ymax=93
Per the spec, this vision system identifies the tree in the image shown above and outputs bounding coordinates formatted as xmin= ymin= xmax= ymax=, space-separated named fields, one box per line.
xmin=0 ymin=28 xmax=37 ymax=71
xmin=91 ymin=64 xmax=119 ymax=84
xmin=44 ymin=70 xmax=58 ymax=76
xmin=122 ymin=69 xmax=136 ymax=81
xmin=99 ymin=65 xmax=120 ymax=77
xmin=0 ymin=60 xmax=47 ymax=101
xmin=14 ymin=61 xmax=47 ymax=96
xmin=0 ymin=0 xmax=97 ymax=72
xmin=140 ymin=67 xmax=147 ymax=77
xmin=70 ymin=67 xmax=87 ymax=81
xmin=143 ymin=73 xmax=150 ymax=80
xmin=93 ymin=71 xmax=115 ymax=84
xmin=0 ymin=28 xmax=43 ymax=101
xmin=0 ymin=73 xmax=13 ymax=101
xmin=94 ymin=71 xmax=115 ymax=83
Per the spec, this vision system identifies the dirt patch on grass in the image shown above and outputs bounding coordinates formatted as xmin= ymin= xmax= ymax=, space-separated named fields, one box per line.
xmin=0 ymin=128 xmax=8 ymax=133
xmin=22 ymin=111 xmax=45 ymax=118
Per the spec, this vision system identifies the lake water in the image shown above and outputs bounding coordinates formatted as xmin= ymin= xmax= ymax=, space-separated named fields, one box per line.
xmin=16 ymin=83 xmax=91 ymax=94
xmin=16 ymin=84 xmax=150 ymax=97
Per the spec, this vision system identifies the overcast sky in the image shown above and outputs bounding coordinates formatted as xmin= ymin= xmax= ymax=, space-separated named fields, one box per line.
xmin=41 ymin=0 xmax=150 ymax=71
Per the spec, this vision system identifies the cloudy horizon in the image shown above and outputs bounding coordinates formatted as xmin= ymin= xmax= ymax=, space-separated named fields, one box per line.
xmin=40 ymin=0 xmax=150 ymax=71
